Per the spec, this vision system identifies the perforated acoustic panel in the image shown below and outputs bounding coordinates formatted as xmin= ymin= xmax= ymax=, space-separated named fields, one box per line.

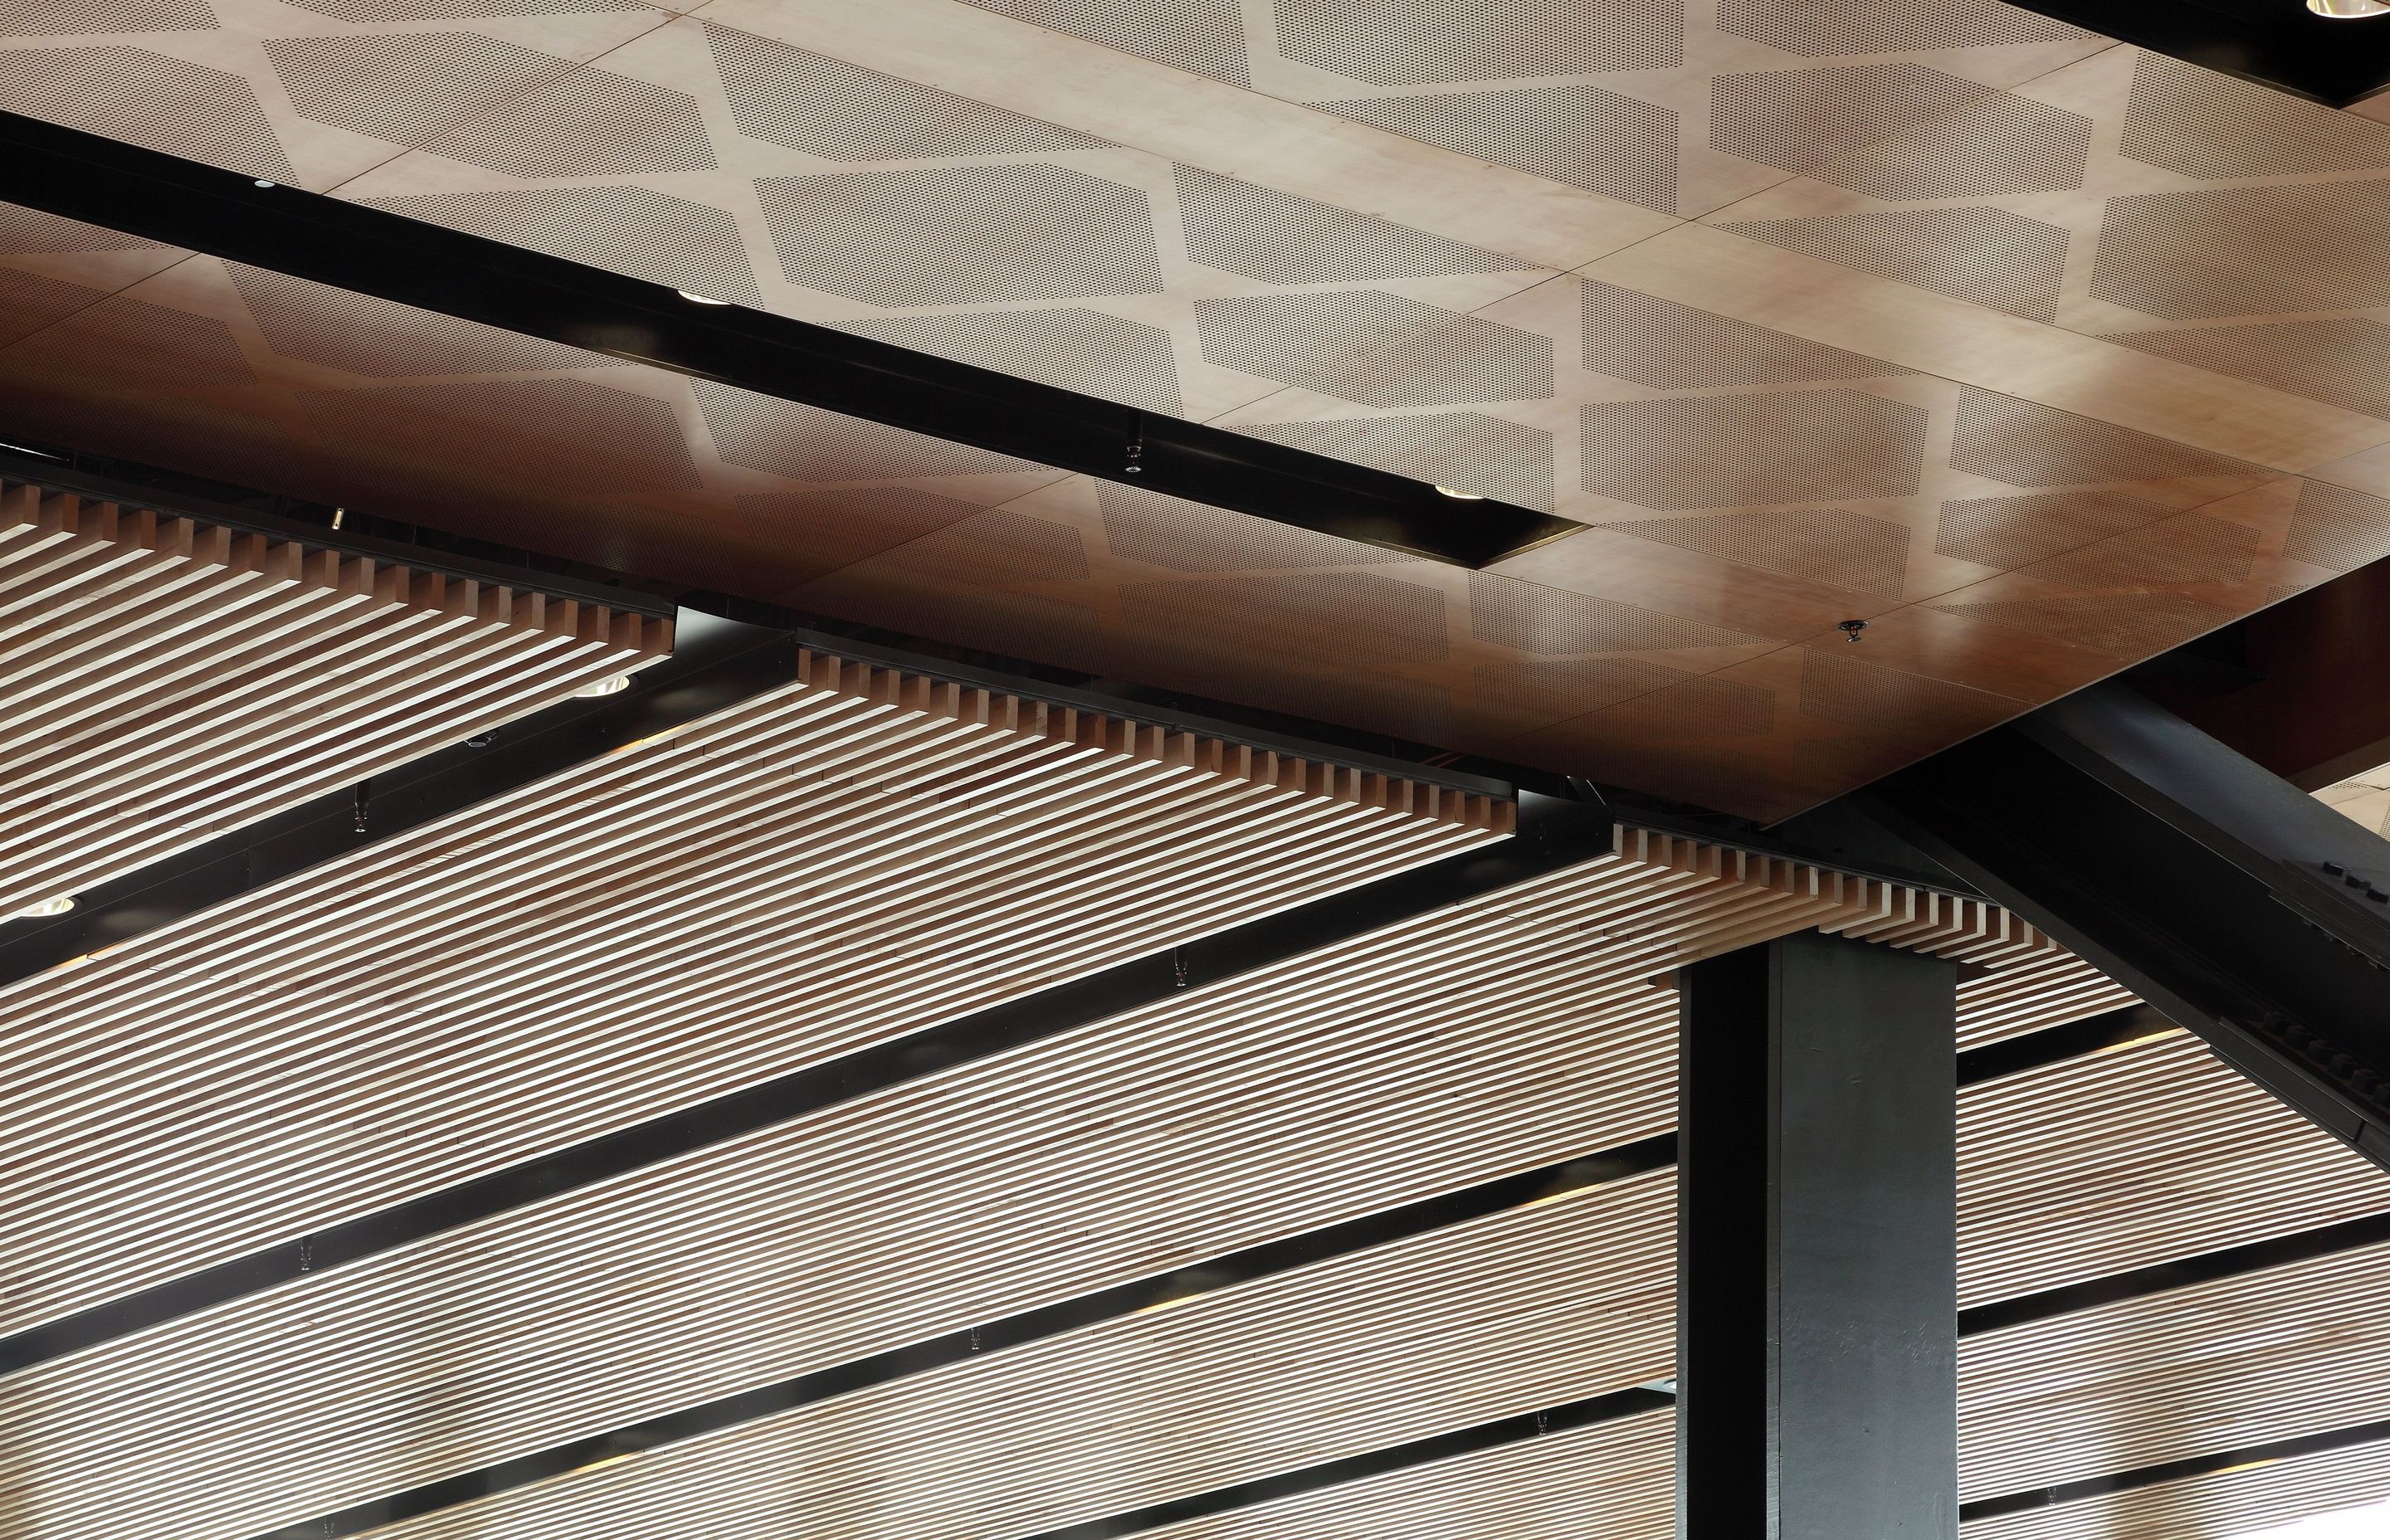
xmin=0 ymin=5 xmax=2386 ymax=819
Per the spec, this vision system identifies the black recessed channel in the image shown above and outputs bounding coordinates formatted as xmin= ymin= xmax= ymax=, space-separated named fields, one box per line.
xmin=2002 ymin=0 xmax=2390 ymax=105
xmin=0 ymin=110 xmax=1582 ymax=568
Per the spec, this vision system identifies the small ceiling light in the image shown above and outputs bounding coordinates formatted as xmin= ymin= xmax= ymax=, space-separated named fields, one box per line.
xmin=1434 ymin=485 xmax=1485 ymax=500
xmin=16 ymin=896 xmax=74 ymax=919
xmin=677 ymin=290 xmax=732 ymax=305
xmin=576 ymin=675 xmax=632 ymax=698
xmin=253 ymin=178 xmax=276 ymax=188
xmin=2310 ymin=0 xmax=2390 ymax=16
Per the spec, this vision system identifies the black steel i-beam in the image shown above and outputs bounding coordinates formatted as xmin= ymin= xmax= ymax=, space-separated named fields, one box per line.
xmin=1861 ymin=682 xmax=2390 ymax=1173
xmin=1679 ymin=931 xmax=1961 ymax=1539
xmin=0 ymin=111 xmax=1578 ymax=569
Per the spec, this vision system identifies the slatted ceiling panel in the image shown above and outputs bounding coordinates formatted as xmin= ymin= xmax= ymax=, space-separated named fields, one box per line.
xmin=1956 ymin=1033 xmax=2390 ymax=1305
xmin=1958 ymin=952 xmax=2137 ymax=1050
xmin=1153 ymin=1412 xmax=1676 ymax=1540
xmin=0 ymin=837 xmax=2105 ymax=1540
xmin=1963 ymin=1442 xmax=2390 ymax=1540
xmin=1959 ymin=1242 xmax=2390 ymax=1499
xmin=0 ymin=478 xmax=664 ymax=918
xmin=0 ymin=661 xmax=1500 ymax=1333
xmin=229 ymin=1172 xmax=1677 ymax=1540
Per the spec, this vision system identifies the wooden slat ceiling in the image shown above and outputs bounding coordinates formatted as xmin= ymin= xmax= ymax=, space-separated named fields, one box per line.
xmin=37 ymin=1021 xmax=2377 ymax=1540
xmin=0 ymin=473 xmax=666 ymax=919
xmin=9 ymin=2 xmax=2390 ymax=813
xmin=0 ymin=808 xmax=2348 ymax=1540
xmin=0 ymin=647 xmax=1502 ymax=1332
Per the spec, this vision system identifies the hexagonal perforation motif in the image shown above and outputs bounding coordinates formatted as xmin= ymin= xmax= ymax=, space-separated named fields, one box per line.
xmin=1583 ymin=390 xmax=1927 ymax=510
xmin=1195 ymin=291 xmax=1552 ymax=407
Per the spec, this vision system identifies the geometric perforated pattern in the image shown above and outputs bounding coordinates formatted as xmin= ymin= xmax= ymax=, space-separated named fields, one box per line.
xmin=843 ymin=309 xmax=1185 ymax=417
xmin=1580 ymin=280 xmax=1908 ymax=390
xmin=1797 ymin=647 xmax=2017 ymax=738
xmin=1467 ymin=570 xmax=1768 ymax=651
xmin=1582 ymin=390 xmax=1928 ymax=510
xmin=0 ymin=0 xmax=211 ymax=33
xmin=2022 ymin=513 xmax=2259 ymax=588
xmin=12 ymin=292 xmax=256 ymax=389
xmin=1119 ymin=571 xmax=1450 ymax=662
xmin=834 ymin=507 xmax=1091 ymax=587
xmin=1173 ymin=166 xmax=1534 ymax=287
xmin=0 ymin=266 xmax=107 ymax=348
xmin=365 ymin=188 xmax=763 ymax=306
xmin=2284 ymin=481 xmax=2390 ymax=573
xmin=1610 ymin=507 xmax=1911 ymax=597
xmin=1473 ymin=655 xmax=1694 ymax=719
xmin=2100 ymin=320 xmax=2390 ymax=424
xmin=759 ymin=165 xmax=1165 ymax=309
xmin=1792 ymin=85 xmax=2092 ymax=202
xmin=734 ymin=486 xmax=992 ymax=585
xmin=0 ymin=203 xmax=162 ymax=253
xmin=229 ymin=263 xmax=615 ymax=378
xmin=1098 ymin=483 xmax=1408 ymax=570
xmin=297 ymin=378 xmax=701 ymax=494
xmin=268 ymin=34 xmax=713 ymax=178
xmin=0 ymin=46 xmax=291 ymax=182
xmin=275 ymin=0 xmax=640 ymax=18
xmin=702 ymin=24 xmax=1107 ymax=161
xmin=1933 ymin=490 xmax=2173 ymax=572
xmin=2094 ymin=185 xmax=2390 ymax=321
xmin=1237 ymin=412 xmax=1555 ymax=510
xmin=1714 ymin=0 xmax=2091 ymax=54
xmin=2121 ymin=52 xmax=2390 ymax=182
xmin=1949 ymin=387 xmax=2264 ymax=489
xmin=953 ymin=0 xmax=1251 ymax=85
xmin=1195 ymin=291 xmax=1553 ymax=407
xmin=1929 ymin=592 xmax=2236 ymax=657
xmin=1718 ymin=207 xmax=2069 ymax=323
xmin=1319 ymin=84 xmax=1677 ymax=212
xmin=1710 ymin=64 xmax=1990 ymax=182
xmin=1598 ymin=672 xmax=1776 ymax=738
xmin=692 ymin=380 xmax=1040 ymax=481
xmin=1272 ymin=0 xmax=1680 ymax=85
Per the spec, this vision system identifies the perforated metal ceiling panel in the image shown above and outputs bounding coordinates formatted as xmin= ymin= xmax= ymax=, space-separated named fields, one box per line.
xmin=3 ymin=0 xmax=2390 ymax=817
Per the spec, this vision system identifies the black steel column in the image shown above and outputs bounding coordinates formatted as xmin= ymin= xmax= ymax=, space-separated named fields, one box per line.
xmin=1678 ymin=930 xmax=1959 ymax=1540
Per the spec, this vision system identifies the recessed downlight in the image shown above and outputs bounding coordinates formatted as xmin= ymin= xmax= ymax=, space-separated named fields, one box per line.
xmin=676 ymin=290 xmax=733 ymax=305
xmin=1434 ymin=485 xmax=1485 ymax=500
xmin=576 ymin=675 xmax=632 ymax=698
xmin=2310 ymin=0 xmax=2390 ymax=17
xmin=16 ymin=895 xmax=74 ymax=919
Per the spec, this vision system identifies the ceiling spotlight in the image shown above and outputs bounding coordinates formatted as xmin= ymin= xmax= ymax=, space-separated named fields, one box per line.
xmin=677 ymin=290 xmax=733 ymax=305
xmin=15 ymin=895 xmax=74 ymax=919
xmin=2310 ymin=0 xmax=2390 ymax=16
xmin=576 ymin=675 xmax=632 ymax=698
xmin=1434 ymin=485 xmax=1485 ymax=500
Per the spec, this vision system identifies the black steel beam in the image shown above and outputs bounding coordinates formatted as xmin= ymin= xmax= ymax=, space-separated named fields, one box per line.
xmin=1861 ymin=682 xmax=2390 ymax=1172
xmin=1962 ymin=1416 xmax=2390 ymax=1523
xmin=0 ymin=111 xmax=1579 ymax=569
xmin=198 ymin=1008 xmax=2388 ymax=1540
xmin=1678 ymin=932 xmax=1961 ymax=1539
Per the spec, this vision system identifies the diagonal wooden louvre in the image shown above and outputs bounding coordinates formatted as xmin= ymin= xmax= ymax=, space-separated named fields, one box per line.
xmin=0 ymin=834 xmax=2309 ymax=1540
xmin=1960 ymin=1240 xmax=2390 ymax=1500
xmin=1964 ymin=1439 xmax=2390 ymax=1540
xmin=39 ymin=1017 xmax=2382 ymax=1540
xmin=0 ymin=650 xmax=1505 ymax=1334
xmin=0 ymin=475 xmax=666 ymax=920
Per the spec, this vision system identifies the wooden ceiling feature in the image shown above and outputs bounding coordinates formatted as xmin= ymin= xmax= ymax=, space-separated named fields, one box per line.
xmin=0 ymin=822 xmax=2252 ymax=1540
xmin=1960 ymin=1240 xmax=2390 ymax=1501
xmin=56 ymin=1016 xmax=2383 ymax=1540
xmin=1964 ymin=1438 xmax=2390 ymax=1539
xmin=0 ymin=472 xmax=663 ymax=921
xmin=0 ymin=648 xmax=1499 ymax=1335
xmin=9 ymin=5 xmax=2390 ymax=817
